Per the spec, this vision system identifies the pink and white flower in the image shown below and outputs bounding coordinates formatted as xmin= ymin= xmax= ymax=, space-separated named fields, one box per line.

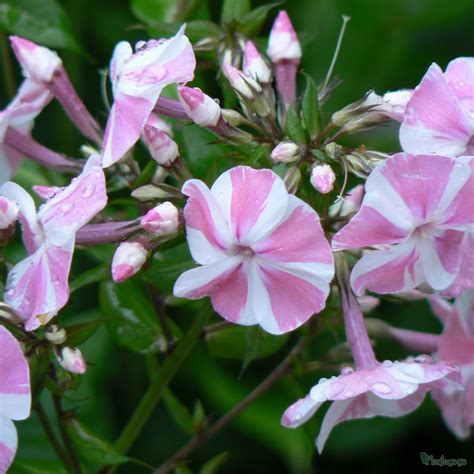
xmin=0 ymin=79 xmax=52 ymax=183
xmin=1 ymin=156 xmax=107 ymax=330
xmin=431 ymin=290 xmax=474 ymax=438
xmin=400 ymin=58 xmax=474 ymax=156
xmin=0 ymin=326 xmax=30 ymax=473
xmin=332 ymin=153 xmax=474 ymax=295
xmin=101 ymin=26 xmax=196 ymax=167
xmin=178 ymin=86 xmax=221 ymax=127
xmin=173 ymin=166 xmax=334 ymax=335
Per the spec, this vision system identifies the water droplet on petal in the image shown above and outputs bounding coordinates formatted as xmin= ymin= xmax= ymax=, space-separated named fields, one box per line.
xmin=382 ymin=360 xmax=393 ymax=368
xmin=341 ymin=366 xmax=354 ymax=375
xmin=371 ymin=382 xmax=392 ymax=394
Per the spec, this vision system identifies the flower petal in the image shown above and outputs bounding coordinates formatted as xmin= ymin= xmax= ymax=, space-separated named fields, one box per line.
xmin=444 ymin=57 xmax=474 ymax=117
xmin=0 ymin=416 xmax=17 ymax=474
xmin=281 ymin=396 xmax=322 ymax=428
xmin=400 ymin=63 xmax=473 ymax=156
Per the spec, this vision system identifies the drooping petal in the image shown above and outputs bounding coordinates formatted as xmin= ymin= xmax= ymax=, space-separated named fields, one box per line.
xmin=37 ymin=156 xmax=107 ymax=246
xmin=4 ymin=240 xmax=74 ymax=330
xmin=0 ymin=326 xmax=30 ymax=420
xmin=400 ymin=63 xmax=473 ymax=156
xmin=281 ymin=396 xmax=322 ymax=428
xmin=181 ymin=179 xmax=233 ymax=264
xmin=350 ymin=241 xmax=422 ymax=296
xmin=210 ymin=166 xmax=289 ymax=245
xmin=444 ymin=57 xmax=474 ymax=117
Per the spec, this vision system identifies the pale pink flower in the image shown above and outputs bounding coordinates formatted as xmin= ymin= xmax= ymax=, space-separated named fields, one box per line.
xmin=0 ymin=79 xmax=52 ymax=183
xmin=282 ymin=273 xmax=461 ymax=452
xmin=332 ymin=154 xmax=474 ymax=295
xmin=57 ymin=347 xmax=87 ymax=375
xmin=178 ymin=86 xmax=221 ymax=127
xmin=10 ymin=36 xmax=101 ymax=143
xmin=0 ymin=326 xmax=30 ymax=473
xmin=0 ymin=197 xmax=19 ymax=229
xmin=143 ymin=114 xmax=179 ymax=166
xmin=111 ymin=241 xmax=147 ymax=283
xmin=101 ymin=26 xmax=196 ymax=167
xmin=431 ymin=290 xmax=474 ymax=438
xmin=173 ymin=166 xmax=334 ymax=334
xmin=141 ymin=202 xmax=179 ymax=235
xmin=1 ymin=156 xmax=107 ymax=330
xmin=310 ymin=164 xmax=336 ymax=194
xmin=243 ymin=41 xmax=271 ymax=84
xmin=400 ymin=58 xmax=474 ymax=156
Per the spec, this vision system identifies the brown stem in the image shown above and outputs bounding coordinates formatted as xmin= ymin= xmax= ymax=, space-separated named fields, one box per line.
xmin=0 ymin=31 xmax=15 ymax=99
xmin=147 ymin=284 xmax=175 ymax=351
xmin=153 ymin=335 xmax=309 ymax=474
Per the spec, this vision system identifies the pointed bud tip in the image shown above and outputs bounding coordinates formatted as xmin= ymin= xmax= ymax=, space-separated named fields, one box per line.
xmin=268 ymin=10 xmax=301 ymax=62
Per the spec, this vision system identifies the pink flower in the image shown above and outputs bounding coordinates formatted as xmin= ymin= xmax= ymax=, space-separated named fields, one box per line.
xmin=178 ymin=86 xmax=221 ymax=127
xmin=400 ymin=58 xmax=474 ymax=156
xmin=0 ymin=326 xmax=30 ymax=473
xmin=111 ymin=241 xmax=147 ymax=283
xmin=310 ymin=164 xmax=336 ymax=194
xmin=431 ymin=291 xmax=474 ymax=438
xmin=282 ymin=356 xmax=461 ymax=452
xmin=101 ymin=26 xmax=196 ymax=167
xmin=0 ymin=79 xmax=52 ymax=183
xmin=332 ymin=153 xmax=474 ymax=295
xmin=1 ymin=156 xmax=107 ymax=330
xmin=141 ymin=202 xmax=179 ymax=235
xmin=173 ymin=166 xmax=334 ymax=334
xmin=444 ymin=233 xmax=474 ymax=297
xmin=10 ymin=36 xmax=101 ymax=143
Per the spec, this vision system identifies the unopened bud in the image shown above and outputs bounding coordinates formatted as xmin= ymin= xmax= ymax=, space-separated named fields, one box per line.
xmin=243 ymin=41 xmax=271 ymax=84
xmin=283 ymin=166 xmax=301 ymax=194
xmin=112 ymin=241 xmax=147 ymax=283
xmin=143 ymin=118 xmax=179 ymax=167
xmin=358 ymin=295 xmax=380 ymax=313
xmin=141 ymin=202 xmax=180 ymax=235
xmin=271 ymin=141 xmax=301 ymax=163
xmin=267 ymin=11 xmax=302 ymax=63
xmin=57 ymin=347 xmax=87 ymax=374
xmin=310 ymin=164 xmax=336 ymax=194
xmin=224 ymin=64 xmax=261 ymax=100
xmin=329 ymin=184 xmax=364 ymax=217
xmin=146 ymin=113 xmax=173 ymax=136
xmin=379 ymin=89 xmax=413 ymax=121
xmin=45 ymin=325 xmax=67 ymax=345
xmin=10 ymin=36 xmax=62 ymax=83
xmin=0 ymin=197 xmax=19 ymax=229
xmin=178 ymin=86 xmax=221 ymax=127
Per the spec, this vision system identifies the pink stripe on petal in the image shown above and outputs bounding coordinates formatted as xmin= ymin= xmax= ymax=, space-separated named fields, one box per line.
xmin=0 ymin=418 xmax=16 ymax=474
xmin=351 ymin=242 xmax=421 ymax=295
xmin=258 ymin=264 xmax=326 ymax=333
xmin=254 ymin=195 xmax=333 ymax=264
xmin=445 ymin=57 xmax=474 ymax=116
xmin=433 ymin=230 xmax=464 ymax=275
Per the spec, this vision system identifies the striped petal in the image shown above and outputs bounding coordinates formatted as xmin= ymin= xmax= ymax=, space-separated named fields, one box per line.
xmin=445 ymin=57 xmax=474 ymax=117
xmin=0 ymin=417 xmax=17 ymax=474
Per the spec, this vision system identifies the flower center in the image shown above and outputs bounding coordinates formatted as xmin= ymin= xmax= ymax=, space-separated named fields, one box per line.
xmin=233 ymin=244 xmax=255 ymax=258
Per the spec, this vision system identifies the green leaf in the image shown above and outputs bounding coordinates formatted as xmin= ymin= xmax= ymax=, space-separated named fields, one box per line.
xmin=238 ymin=3 xmax=282 ymax=36
xmin=207 ymin=325 xmax=288 ymax=361
xmin=301 ymin=73 xmax=321 ymax=140
xmin=284 ymin=104 xmax=306 ymax=144
xmin=100 ymin=280 xmax=165 ymax=355
xmin=66 ymin=319 xmax=104 ymax=347
xmin=200 ymin=452 xmax=229 ymax=474
xmin=162 ymin=388 xmax=194 ymax=435
xmin=64 ymin=417 xmax=129 ymax=466
xmin=10 ymin=460 xmax=67 ymax=474
xmin=192 ymin=399 xmax=206 ymax=430
xmin=0 ymin=0 xmax=82 ymax=53
xmin=70 ymin=264 xmax=109 ymax=292
xmin=221 ymin=0 xmax=250 ymax=26
xmin=131 ymin=0 xmax=179 ymax=24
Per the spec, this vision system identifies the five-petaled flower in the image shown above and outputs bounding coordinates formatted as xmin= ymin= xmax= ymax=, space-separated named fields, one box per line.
xmin=332 ymin=153 xmax=474 ymax=295
xmin=174 ymin=166 xmax=334 ymax=334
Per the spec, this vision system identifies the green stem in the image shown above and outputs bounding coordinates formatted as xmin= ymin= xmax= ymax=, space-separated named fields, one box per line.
xmin=0 ymin=31 xmax=15 ymax=99
xmin=113 ymin=302 xmax=212 ymax=455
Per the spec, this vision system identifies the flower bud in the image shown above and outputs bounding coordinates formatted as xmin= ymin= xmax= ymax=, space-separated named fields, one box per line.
xmin=310 ymin=164 xmax=336 ymax=194
xmin=146 ymin=113 xmax=173 ymax=136
xmin=243 ymin=41 xmax=271 ymax=84
xmin=57 ymin=347 xmax=87 ymax=374
xmin=0 ymin=197 xmax=19 ymax=229
xmin=111 ymin=241 xmax=147 ymax=283
xmin=224 ymin=64 xmax=261 ymax=100
xmin=10 ymin=36 xmax=62 ymax=83
xmin=143 ymin=118 xmax=179 ymax=167
xmin=45 ymin=325 xmax=67 ymax=345
xmin=267 ymin=11 xmax=302 ymax=63
xmin=380 ymin=89 xmax=413 ymax=121
xmin=141 ymin=202 xmax=180 ymax=235
xmin=271 ymin=141 xmax=301 ymax=163
xmin=358 ymin=295 xmax=380 ymax=313
xmin=283 ymin=166 xmax=301 ymax=194
xmin=178 ymin=86 xmax=221 ymax=127
xmin=329 ymin=184 xmax=364 ymax=217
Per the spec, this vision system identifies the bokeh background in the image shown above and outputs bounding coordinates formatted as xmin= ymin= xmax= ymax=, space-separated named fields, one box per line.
xmin=2 ymin=0 xmax=474 ymax=473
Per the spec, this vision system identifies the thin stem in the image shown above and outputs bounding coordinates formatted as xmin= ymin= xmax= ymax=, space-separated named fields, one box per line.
xmin=148 ymin=284 xmax=175 ymax=351
xmin=201 ymin=320 xmax=231 ymax=337
xmin=153 ymin=335 xmax=310 ymax=474
xmin=53 ymin=393 xmax=82 ymax=474
xmin=0 ymin=31 xmax=15 ymax=99
xmin=35 ymin=403 xmax=72 ymax=471
xmin=111 ymin=302 xmax=212 ymax=458
xmin=322 ymin=15 xmax=351 ymax=91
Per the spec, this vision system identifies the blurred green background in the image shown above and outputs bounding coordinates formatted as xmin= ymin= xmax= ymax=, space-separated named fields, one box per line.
xmin=1 ymin=0 xmax=474 ymax=473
